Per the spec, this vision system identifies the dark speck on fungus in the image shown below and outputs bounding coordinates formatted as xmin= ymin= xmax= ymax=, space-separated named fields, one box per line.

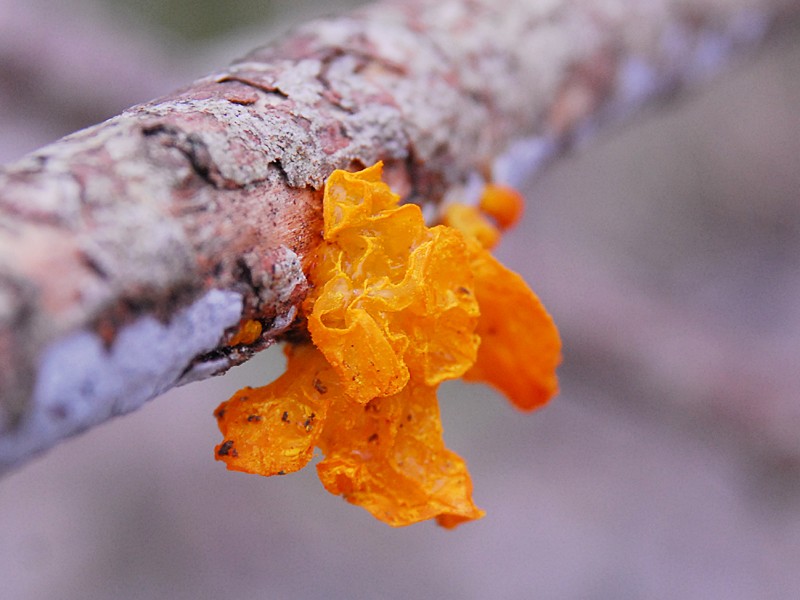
xmin=218 ymin=440 xmax=235 ymax=456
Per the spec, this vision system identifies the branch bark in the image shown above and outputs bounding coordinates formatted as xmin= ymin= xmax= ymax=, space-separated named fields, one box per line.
xmin=1 ymin=0 xmax=797 ymax=473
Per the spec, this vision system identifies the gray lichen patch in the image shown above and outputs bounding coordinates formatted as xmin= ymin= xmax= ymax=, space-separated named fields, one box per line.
xmin=0 ymin=288 xmax=243 ymax=472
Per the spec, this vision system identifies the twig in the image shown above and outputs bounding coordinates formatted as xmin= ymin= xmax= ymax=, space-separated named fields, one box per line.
xmin=1 ymin=0 xmax=797 ymax=473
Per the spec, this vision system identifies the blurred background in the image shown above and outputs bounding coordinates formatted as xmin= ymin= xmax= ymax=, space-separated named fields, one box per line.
xmin=1 ymin=1 xmax=799 ymax=598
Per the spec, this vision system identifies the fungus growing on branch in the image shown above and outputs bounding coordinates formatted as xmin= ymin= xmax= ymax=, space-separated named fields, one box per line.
xmin=214 ymin=163 xmax=561 ymax=527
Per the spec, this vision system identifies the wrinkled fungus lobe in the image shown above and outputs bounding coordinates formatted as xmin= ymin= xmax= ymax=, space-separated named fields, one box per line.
xmin=215 ymin=162 xmax=561 ymax=527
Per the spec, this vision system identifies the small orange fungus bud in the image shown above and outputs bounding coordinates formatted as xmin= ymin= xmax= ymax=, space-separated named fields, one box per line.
xmin=215 ymin=162 xmax=560 ymax=528
xmin=442 ymin=203 xmax=500 ymax=249
xmin=479 ymin=183 xmax=525 ymax=230
xmin=227 ymin=319 xmax=262 ymax=346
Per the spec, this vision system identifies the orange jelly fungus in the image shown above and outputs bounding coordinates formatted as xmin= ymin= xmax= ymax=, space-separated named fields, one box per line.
xmin=214 ymin=162 xmax=561 ymax=528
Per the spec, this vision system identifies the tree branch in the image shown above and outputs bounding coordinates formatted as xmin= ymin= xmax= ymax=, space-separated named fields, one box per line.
xmin=1 ymin=0 xmax=797 ymax=473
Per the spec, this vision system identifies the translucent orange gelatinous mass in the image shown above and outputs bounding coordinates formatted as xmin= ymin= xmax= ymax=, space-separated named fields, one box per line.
xmin=214 ymin=162 xmax=561 ymax=527
xmin=463 ymin=238 xmax=561 ymax=411
xmin=442 ymin=203 xmax=500 ymax=250
xmin=215 ymin=343 xmax=336 ymax=476
xmin=316 ymin=377 xmax=485 ymax=528
xmin=306 ymin=164 xmax=480 ymax=403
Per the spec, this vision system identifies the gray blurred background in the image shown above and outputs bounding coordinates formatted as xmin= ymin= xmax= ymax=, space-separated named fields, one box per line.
xmin=1 ymin=1 xmax=799 ymax=598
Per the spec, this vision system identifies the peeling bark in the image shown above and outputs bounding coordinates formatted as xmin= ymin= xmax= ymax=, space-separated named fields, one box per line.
xmin=1 ymin=0 xmax=797 ymax=472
